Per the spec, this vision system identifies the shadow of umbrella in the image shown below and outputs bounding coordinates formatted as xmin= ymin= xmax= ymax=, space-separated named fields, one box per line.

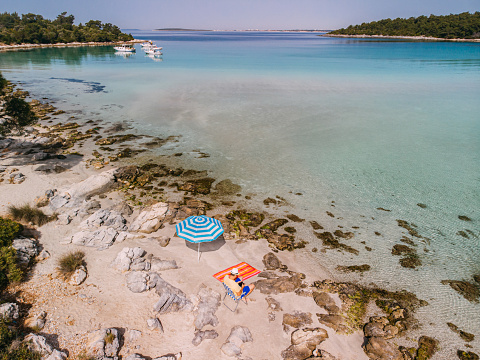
xmin=184 ymin=234 xmax=226 ymax=259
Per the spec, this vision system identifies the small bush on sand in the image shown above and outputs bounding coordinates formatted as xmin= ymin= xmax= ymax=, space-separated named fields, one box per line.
xmin=57 ymin=251 xmax=85 ymax=279
xmin=8 ymin=205 xmax=56 ymax=226
xmin=0 ymin=217 xmax=23 ymax=248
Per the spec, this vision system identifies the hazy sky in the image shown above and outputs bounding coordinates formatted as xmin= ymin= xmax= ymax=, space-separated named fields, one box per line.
xmin=2 ymin=0 xmax=479 ymax=30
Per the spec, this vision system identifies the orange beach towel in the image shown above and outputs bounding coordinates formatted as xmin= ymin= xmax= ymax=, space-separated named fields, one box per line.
xmin=213 ymin=262 xmax=260 ymax=282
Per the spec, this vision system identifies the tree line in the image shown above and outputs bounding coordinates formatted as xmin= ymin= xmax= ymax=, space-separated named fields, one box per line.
xmin=330 ymin=12 xmax=480 ymax=39
xmin=0 ymin=11 xmax=133 ymax=44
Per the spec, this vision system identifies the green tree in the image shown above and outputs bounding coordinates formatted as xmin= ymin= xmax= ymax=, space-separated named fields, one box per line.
xmin=1 ymin=96 xmax=37 ymax=135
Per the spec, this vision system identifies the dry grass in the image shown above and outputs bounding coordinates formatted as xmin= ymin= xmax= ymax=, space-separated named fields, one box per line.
xmin=8 ymin=204 xmax=56 ymax=226
xmin=57 ymin=251 xmax=85 ymax=279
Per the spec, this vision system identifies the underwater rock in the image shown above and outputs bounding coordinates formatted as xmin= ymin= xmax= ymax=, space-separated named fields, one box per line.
xmin=214 ymin=179 xmax=241 ymax=195
xmin=309 ymin=221 xmax=323 ymax=230
xmin=391 ymin=244 xmax=415 ymax=256
xmin=336 ymin=264 xmax=371 ymax=273
xmin=457 ymin=350 xmax=479 ymax=360
xmin=314 ymin=232 xmax=359 ymax=255
xmin=447 ymin=322 xmax=475 ymax=342
xmin=286 ymin=214 xmax=304 ymax=222
xmin=178 ymin=178 xmax=215 ymax=195
xmin=441 ymin=280 xmax=480 ymax=303
xmin=458 ymin=215 xmax=472 ymax=221
xmin=261 ymin=219 xmax=288 ymax=232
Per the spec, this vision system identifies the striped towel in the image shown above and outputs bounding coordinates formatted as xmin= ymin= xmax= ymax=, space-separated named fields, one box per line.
xmin=213 ymin=262 xmax=260 ymax=282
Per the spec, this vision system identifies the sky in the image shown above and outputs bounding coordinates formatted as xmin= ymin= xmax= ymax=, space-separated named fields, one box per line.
xmin=2 ymin=0 xmax=479 ymax=30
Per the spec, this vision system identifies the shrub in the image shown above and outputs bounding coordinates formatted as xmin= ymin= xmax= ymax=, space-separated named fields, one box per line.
xmin=0 ymin=247 xmax=24 ymax=292
xmin=1 ymin=95 xmax=38 ymax=136
xmin=0 ymin=218 xmax=23 ymax=248
xmin=76 ymin=350 xmax=96 ymax=360
xmin=7 ymin=205 xmax=55 ymax=227
xmin=57 ymin=251 xmax=85 ymax=279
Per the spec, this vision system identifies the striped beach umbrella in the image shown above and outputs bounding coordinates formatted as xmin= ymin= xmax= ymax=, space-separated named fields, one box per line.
xmin=176 ymin=215 xmax=224 ymax=262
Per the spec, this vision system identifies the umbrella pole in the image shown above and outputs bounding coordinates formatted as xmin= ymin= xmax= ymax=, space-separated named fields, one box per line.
xmin=198 ymin=243 xmax=200 ymax=262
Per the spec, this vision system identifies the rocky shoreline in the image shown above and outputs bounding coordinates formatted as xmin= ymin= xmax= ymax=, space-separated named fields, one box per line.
xmin=0 ymin=39 xmax=144 ymax=52
xmin=0 ymin=81 xmax=479 ymax=359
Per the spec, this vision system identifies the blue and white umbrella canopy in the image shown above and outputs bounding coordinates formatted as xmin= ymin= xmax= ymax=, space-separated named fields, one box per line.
xmin=176 ymin=215 xmax=224 ymax=261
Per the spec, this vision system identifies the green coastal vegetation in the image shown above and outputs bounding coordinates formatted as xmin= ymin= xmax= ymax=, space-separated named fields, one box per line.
xmin=0 ymin=217 xmax=41 ymax=360
xmin=0 ymin=72 xmax=38 ymax=136
xmin=330 ymin=12 xmax=480 ymax=39
xmin=0 ymin=11 xmax=133 ymax=45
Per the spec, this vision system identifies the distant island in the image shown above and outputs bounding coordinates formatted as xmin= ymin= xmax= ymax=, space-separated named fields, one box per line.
xmin=329 ymin=12 xmax=480 ymax=40
xmin=0 ymin=11 xmax=133 ymax=45
xmin=154 ymin=28 xmax=212 ymax=31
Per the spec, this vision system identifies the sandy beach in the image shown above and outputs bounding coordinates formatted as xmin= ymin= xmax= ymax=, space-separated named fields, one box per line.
xmin=0 ymin=75 xmax=477 ymax=360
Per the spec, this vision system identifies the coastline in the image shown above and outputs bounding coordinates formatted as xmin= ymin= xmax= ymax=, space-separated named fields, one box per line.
xmin=0 ymin=69 xmax=478 ymax=358
xmin=322 ymin=34 xmax=480 ymax=42
xmin=0 ymin=39 xmax=144 ymax=52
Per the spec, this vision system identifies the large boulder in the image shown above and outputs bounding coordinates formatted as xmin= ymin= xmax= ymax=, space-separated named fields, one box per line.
xmin=313 ymin=292 xmax=340 ymax=314
xmin=151 ymin=273 xmax=193 ymax=314
xmin=126 ymin=271 xmax=154 ymax=293
xmin=111 ymin=247 xmax=147 ymax=272
xmin=12 ymin=237 xmax=39 ymax=266
xmin=254 ymin=273 xmax=303 ymax=295
xmin=221 ymin=326 xmax=253 ymax=357
xmin=67 ymin=228 xmax=122 ymax=249
xmin=68 ymin=265 xmax=88 ymax=286
xmin=194 ymin=287 xmax=221 ymax=330
xmin=50 ymin=169 xmax=117 ymax=210
xmin=130 ymin=202 xmax=169 ymax=233
xmin=281 ymin=328 xmax=328 ymax=360
xmin=263 ymin=252 xmax=283 ymax=270
xmin=81 ymin=209 xmax=127 ymax=231
xmin=363 ymin=336 xmax=403 ymax=360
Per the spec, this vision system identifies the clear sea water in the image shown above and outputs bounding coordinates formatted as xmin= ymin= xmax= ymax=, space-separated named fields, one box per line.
xmin=1 ymin=31 xmax=479 ymax=356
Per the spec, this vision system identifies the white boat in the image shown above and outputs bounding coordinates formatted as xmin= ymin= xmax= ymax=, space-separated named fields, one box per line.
xmin=114 ymin=44 xmax=136 ymax=52
xmin=141 ymin=41 xmax=153 ymax=47
xmin=145 ymin=47 xmax=163 ymax=55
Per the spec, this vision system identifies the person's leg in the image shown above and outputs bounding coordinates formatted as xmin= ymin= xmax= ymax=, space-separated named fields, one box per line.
xmin=243 ymin=284 xmax=255 ymax=297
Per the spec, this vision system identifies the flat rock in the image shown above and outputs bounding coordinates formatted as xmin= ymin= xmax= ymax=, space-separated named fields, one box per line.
xmin=282 ymin=327 xmax=328 ymax=360
xmin=130 ymin=202 xmax=169 ymax=233
xmin=24 ymin=333 xmax=67 ymax=359
xmin=283 ymin=311 xmax=313 ymax=329
xmin=81 ymin=209 xmax=127 ymax=231
xmin=69 ymin=228 xmax=119 ymax=249
xmin=363 ymin=336 xmax=403 ymax=360
xmin=221 ymin=326 xmax=253 ymax=357
xmin=126 ymin=271 xmax=153 ymax=293
xmin=254 ymin=274 xmax=303 ymax=295
xmin=194 ymin=287 xmax=221 ymax=330
xmin=151 ymin=273 xmax=193 ymax=314
xmin=263 ymin=252 xmax=283 ymax=270
xmin=316 ymin=314 xmax=349 ymax=334
xmin=313 ymin=292 xmax=340 ymax=314
xmin=192 ymin=329 xmax=218 ymax=346
xmin=50 ymin=168 xmax=117 ymax=210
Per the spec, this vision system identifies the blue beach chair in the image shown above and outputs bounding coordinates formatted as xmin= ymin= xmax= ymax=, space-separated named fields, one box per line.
xmin=222 ymin=282 xmax=247 ymax=312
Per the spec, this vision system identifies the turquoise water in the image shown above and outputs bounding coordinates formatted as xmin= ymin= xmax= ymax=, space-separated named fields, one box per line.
xmin=1 ymin=31 xmax=479 ymax=355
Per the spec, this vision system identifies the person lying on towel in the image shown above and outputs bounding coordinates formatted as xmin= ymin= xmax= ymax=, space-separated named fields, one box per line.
xmin=223 ymin=267 xmax=256 ymax=298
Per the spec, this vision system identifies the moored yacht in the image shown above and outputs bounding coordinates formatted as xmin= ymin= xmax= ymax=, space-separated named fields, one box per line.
xmin=114 ymin=44 xmax=136 ymax=52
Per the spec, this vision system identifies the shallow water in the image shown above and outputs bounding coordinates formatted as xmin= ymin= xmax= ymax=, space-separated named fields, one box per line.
xmin=1 ymin=31 xmax=479 ymax=356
